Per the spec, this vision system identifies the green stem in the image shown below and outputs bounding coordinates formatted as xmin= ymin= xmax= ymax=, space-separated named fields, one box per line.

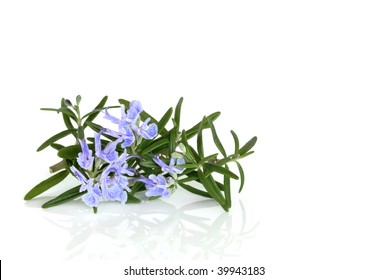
xmin=49 ymin=160 xmax=67 ymax=173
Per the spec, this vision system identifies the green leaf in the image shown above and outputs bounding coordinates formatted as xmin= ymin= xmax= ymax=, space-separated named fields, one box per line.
xmin=169 ymin=123 xmax=177 ymax=156
xmin=207 ymin=174 xmax=229 ymax=211
xmin=176 ymin=163 xmax=198 ymax=169
xmin=64 ymin=99 xmax=72 ymax=107
xmin=239 ymin=136 xmax=257 ymax=155
xmin=198 ymin=153 xmax=218 ymax=165
xmin=208 ymin=118 xmax=227 ymax=157
xmin=57 ymin=145 xmax=87 ymax=159
xmin=81 ymin=106 xmax=120 ymax=120
xmin=240 ymin=150 xmax=255 ymax=159
xmin=37 ymin=129 xmax=76 ymax=152
xmin=60 ymin=99 xmax=77 ymax=137
xmin=181 ymin=130 xmax=196 ymax=163
xmin=93 ymin=207 xmax=98 ymax=214
xmin=174 ymin=97 xmax=183 ymax=129
xmin=126 ymin=193 xmax=141 ymax=204
xmin=140 ymin=110 xmax=159 ymax=126
xmin=131 ymin=182 xmax=145 ymax=194
xmin=230 ymin=130 xmax=239 ymax=155
xmin=179 ymin=182 xmax=211 ymax=198
xmin=197 ymin=116 xmax=205 ymax=158
xmin=118 ymin=98 xmax=130 ymax=109
xmin=82 ymin=96 xmax=108 ymax=128
xmin=50 ymin=143 xmax=65 ymax=151
xmin=197 ymin=169 xmax=225 ymax=208
xmin=177 ymin=174 xmax=199 ymax=183
xmin=204 ymin=163 xmax=239 ymax=180
xmin=216 ymin=156 xmax=233 ymax=166
xmin=24 ymin=170 xmax=69 ymax=200
xmin=78 ymin=126 xmax=85 ymax=140
xmin=42 ymin=185 xmax=84 ymax=208
xmin=41 ymin=107 xmax=77 ymax=121
xmin=215 ymin=180 xmax=225 ymax=191
xmin=157 ymin=107 xmax=173 ymax=136
xmin=85 ymin=121 xmax=103 ymax=133
xmin=186 ymin=111 xmax=221 ymax=139
xmin=140 ymin=138 xmax=169 ymax=154
xmin=139 ymin=160 xmax=159 ymax=168
xmin=236 ymin=161 xmax=245 ymax=193
xmin=189 ymin=144 xmax=201 ymax=163
xmin=76 ymin=95 xmax=82 ymax=105
xmin=85 ymin=121 xmax=116 ymax=141
xmin=172 ymin=152 xmax=184 ymax=158
xmin=224 ymin=165 xmax=231 ymax=208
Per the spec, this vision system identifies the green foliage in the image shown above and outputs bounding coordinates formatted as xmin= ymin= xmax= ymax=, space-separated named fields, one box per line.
xmin=25 ymin=96 xmax=257 ymax=212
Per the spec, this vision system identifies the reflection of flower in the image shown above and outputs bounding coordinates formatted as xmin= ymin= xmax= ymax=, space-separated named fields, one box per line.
xmin=40 ymin=199 xmax=259 ymax=260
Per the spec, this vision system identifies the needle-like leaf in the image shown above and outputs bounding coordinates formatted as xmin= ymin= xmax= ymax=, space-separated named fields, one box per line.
xmin=24 ymin=170 xmax=69 ymax=200
xmin=37 ymin=129 xmax=76 ymax=152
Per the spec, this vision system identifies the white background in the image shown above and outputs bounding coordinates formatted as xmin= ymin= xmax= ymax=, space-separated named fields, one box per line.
xmin=1 ymin=0 xmax=387 ymax=279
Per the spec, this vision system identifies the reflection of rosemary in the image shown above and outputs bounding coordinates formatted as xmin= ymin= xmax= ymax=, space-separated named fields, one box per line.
xmin=46 ymin=200 xmax=258 ymax=259
xmin=24 ymin=96 xmax=257 ymax=213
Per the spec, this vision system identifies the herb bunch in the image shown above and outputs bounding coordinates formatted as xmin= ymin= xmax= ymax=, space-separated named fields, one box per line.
xmin=24 ymin=96 xmax=257 ymax=213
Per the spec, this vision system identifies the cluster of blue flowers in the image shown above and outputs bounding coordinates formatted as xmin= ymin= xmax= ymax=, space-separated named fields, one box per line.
xmin=70 ymin=101 xmax=185 ymax=207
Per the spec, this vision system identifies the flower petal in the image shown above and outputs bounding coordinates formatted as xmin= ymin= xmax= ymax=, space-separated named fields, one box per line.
xmin=126 ymin=100 xmax=142 ymax=123
xmin=70 ymin=166 xmax=87 ymax=183
xmin=104 ymin=108 xmax=121 ymax=124
xmin=82 ymin=193 xmax=99 ymax=207
xmin=141 ymin=123 xmax=158 ymax=139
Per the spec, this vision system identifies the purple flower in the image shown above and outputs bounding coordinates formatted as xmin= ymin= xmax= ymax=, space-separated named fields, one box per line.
xmin=77 ymin=139 xmax=93 ymax=169
xmin=99 ymin=150 xmax=135 ymax=204
xmin=103 ymin=127 xmax=135 ymax=149
xmin=104 ymin=102 xmax=142 ymax=128
xmin=95 ymin=131 xmax=119 ymax=162
xmin=70 ymin=165 xmax=88 ymax=183
xmin=125 ymin=100 xmax=143 ymax=124
xmin=132 ymin=118 xmax=158 ymax=139
xmin=104 ymin=101 xmax=157 ymax=148
xmin=81 ymin=184 xmax=102 ymax=207
xmin=138 ymin=174 xmax=171 ymax=197
xmin=153 ymin=156 xmax=185 ymax=174
xmin=70 ymin=166 xmax=102 ymax=207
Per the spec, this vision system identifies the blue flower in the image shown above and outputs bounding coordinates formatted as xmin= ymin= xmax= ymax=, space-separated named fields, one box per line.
xmin=104 ymin=102 xmax=142 ymax=128
xmin=70 ymin=165 xmax=88 ymax=183
xmin=103 ymin=127 xmax=135 ymax=149
xmin=70 ymin=166 xmax=102 ymax=207
xmin=104 ymin=101 xmax=157 ymax=148
xmin=77 ymin=139 xmax=93 ymax=169
xmin=153 ymin=156 xmax=185 ymax=174
xmin=95 ymin=131 xmax=119 ymax=163
xmin=99 ymin=150 xmax=135 ymax=204
xmin=138 ymin=174 xmax=171 ymax=197
xmin=132 ymin=118 xmax=158 ymax=139
xmin=125 ymin=100 xmax=143 ymax=124
xmin=81 ymin=184 xmax=102 ymax=207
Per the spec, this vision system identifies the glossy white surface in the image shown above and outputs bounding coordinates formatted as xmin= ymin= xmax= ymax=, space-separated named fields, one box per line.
xmin=24 ymin=192 xmax=259 ymax=261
